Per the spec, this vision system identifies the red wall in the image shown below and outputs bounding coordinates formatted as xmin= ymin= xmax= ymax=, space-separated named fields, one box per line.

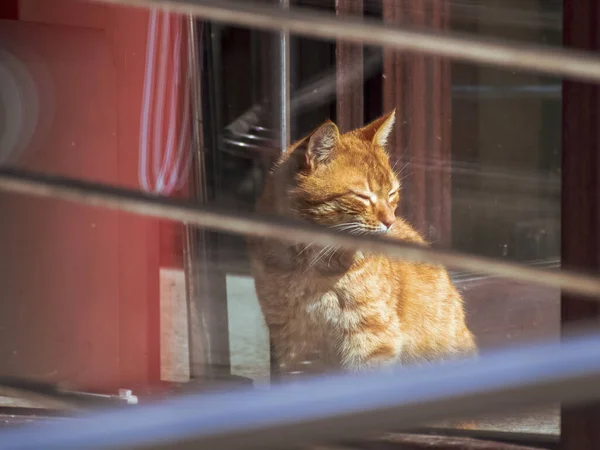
xmin=0 ymin=0 xmax=186 ymax=392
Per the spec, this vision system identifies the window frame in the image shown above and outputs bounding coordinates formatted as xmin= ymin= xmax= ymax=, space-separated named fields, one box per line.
xmin=560 ymin=0 xmax=600 ymax=449
xmin=1 ymin=0 xmax=599 ymax=449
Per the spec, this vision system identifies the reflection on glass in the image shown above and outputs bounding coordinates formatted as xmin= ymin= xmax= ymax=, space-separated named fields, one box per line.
xmin=197 ymin=0 xmax=561 ymax=437
xmin=0 ymin=0 xmax=561 ymax=441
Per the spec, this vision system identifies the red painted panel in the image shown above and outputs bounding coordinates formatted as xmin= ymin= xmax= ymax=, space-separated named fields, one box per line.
xmin=0 ymin=1 xmax=189 ymax=391
xmin=18 ymin=0 xmax=107 ymax=29
xmin=106 ymin=5 xmax=163 ymax=388
xmin=0 ymin=19 xmax=122 ymax=391
xmin=0 ymin=1 xmax=18 ymax=20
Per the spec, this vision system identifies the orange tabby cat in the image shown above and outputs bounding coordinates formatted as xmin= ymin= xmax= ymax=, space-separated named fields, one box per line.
xmin=247 ymin=111 xmax=476 ymax=375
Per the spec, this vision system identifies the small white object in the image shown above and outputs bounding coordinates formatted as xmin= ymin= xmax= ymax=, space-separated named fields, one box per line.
xmin=118 ymin=388 xmax=138 ymax=405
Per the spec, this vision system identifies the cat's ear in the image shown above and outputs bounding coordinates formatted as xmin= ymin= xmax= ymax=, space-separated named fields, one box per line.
xmin=356 ymin=110 xmax=396 ymax=148
xmin=304 ymin=121 xmax=340 ymax=169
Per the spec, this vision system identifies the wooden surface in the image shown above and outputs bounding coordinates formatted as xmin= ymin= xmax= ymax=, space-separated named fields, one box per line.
xmin=349 ymin=434 xmax=550 ymax=450
xmin=382 ymin=0 xmax=452 ymax=246
xmin=455 ymin=278 xmax=559 ymax=437
xmin=335 ymin=0 xmax=364 ymax=132
xmin=0 ymin=418 xmax=552 ymax=449
xmin=459 ymin=278 xmax=559 ymax=350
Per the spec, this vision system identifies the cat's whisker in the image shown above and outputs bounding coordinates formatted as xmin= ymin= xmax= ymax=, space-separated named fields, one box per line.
xmin=326 ymin=245 xmax=341 ymax=266
xmin=330 ymin=222 xmax=368 ymax=234
xmin=396 ymin=156 xmax=415 ymax=177
xmin=297 ymin=242 xmax=315 ymax=257
xmin=330 ymin=222 xmax=363 ymax=230
xmin=323 ymin=245 xmax=337 ymax=263
xmin=314 ymin=244 xmax=342 ymax=268
xmin=399 ymin=171 xmax=414 ymax=183
xmin=338 ymin=227 xmax=365 ymax=234
xmin=345 ymin=226 xmax=373 ymax=235
xmin=333 ymin=224 xmax=383 ymax=236
xmin=307 ymin=245 xmax=332 ymax=269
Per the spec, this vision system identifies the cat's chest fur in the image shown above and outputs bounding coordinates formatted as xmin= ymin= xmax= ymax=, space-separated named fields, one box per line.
xmin=253 ymin=258 xmax=403 ymax=370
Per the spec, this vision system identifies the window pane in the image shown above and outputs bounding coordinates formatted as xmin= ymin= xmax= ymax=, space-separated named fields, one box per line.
xmin=194 ymin=0 xmax=563 ymax=438
xmin=0 ymin=0 xmax=568 ymax=444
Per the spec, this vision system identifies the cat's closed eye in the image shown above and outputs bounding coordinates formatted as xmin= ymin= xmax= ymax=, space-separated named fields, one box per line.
xmin=349 ymin=191 xmax=372 ymax=203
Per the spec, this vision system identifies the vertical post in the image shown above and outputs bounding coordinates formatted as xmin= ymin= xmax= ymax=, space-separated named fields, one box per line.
xmin=335 ymin=0 xmax=364 ymax=133
xmin=184 ymin=17 xmax=231 ymax=381
xmin=432 ymin=0 xmax=452 ymax=246
xmin=268 ymin=0 xmax=293 ymax=381
xmin=279 ymin=0 xmax=291 ymax=150
xmin=184 ymin=16 xmax=208 ymax=380
xmin=382 ymin=0 xmax=452 ymax=246
xmin=561 ymin=0 xmax=600 ymax=448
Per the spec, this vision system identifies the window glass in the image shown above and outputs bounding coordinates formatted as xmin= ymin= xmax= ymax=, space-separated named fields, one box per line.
xmin=0 ymin=0 xmax=563 ymax=442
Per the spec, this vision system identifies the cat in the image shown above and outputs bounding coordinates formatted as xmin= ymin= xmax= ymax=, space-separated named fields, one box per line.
xmin=247 ymin=111 xmax=477 ymax=376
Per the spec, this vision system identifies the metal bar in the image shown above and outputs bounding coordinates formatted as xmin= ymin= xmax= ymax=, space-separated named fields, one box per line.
xmin=279 ymin=0 xmax=291 ymax=150
xmin=0 ymin=167 xmax=599 ymax=298
xmin=183 ymin=16 xmax=209 ymax=380
xmin=0 ymin=377 xmax=137 ymax=410
xmin=92 ymin=0 xmax=600 ymax=83
xmin=184 ymin=18 xmax=232 ymax=379
xmin=187 ymin=18 xmax=207 ymax=206
xmin=437 ymin=0 xmax=452 ymax=248
xmin=3 ymin=330 xmax=600 ymax=450
xmin=452 ymin=84 xmax=562 ymax=99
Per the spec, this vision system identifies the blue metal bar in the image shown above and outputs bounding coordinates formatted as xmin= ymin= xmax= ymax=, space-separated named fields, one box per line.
xmin=2 ymin=331 xmax=600 ymax=450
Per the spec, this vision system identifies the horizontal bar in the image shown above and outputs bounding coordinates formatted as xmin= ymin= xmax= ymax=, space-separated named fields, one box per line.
xmin=93 ymin=0 xmax=600 ymax=82
xmin=452 ymin=84 xmax=562 ymax=99
xmin=0 ymin=167 xmax=598 ymax=297
xmin=3 ymin=330 xmax=600 ymax=450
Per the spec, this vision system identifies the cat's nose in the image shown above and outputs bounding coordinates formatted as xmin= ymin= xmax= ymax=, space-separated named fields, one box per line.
xmin=379 ymin=209 xmax=396 ymax=230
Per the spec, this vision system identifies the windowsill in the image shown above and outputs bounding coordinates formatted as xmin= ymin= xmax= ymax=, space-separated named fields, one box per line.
xmin=347 ymin=432 xmax=557 ymax=449
xmin=429 ymin=405 xmax=559 ymax=437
